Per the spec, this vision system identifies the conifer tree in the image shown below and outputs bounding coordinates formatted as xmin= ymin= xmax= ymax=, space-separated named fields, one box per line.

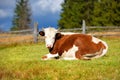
xmin=11 ymin=0 xmax=31 ymax=31
xmin=58 ymin=0 xmax=120 ymax=29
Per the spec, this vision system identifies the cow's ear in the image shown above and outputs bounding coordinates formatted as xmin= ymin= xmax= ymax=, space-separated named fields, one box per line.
xmin=55 ymin=33 xmax=62 ymax=39
xmin=39 ymin=31 xmax=45 ymax=36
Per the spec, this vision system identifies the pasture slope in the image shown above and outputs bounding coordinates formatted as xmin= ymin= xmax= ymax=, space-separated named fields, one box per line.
xmin=0 ymin=38 xmax=120 ymax=80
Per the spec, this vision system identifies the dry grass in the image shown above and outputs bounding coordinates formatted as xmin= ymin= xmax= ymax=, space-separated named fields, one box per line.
xmin=0 ymin=34 xmax=33 ymax=43
xmin=0 ymin=31 xmax=120 ymax=47
xmin=88 ymin=31 xmax=120 ymax=35
xmin=0 ymin=33 xmax=34 ymax=46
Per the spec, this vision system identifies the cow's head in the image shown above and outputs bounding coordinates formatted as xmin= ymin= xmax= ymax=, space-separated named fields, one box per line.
xmin=39 ymin=27 xmax=62 ymax=49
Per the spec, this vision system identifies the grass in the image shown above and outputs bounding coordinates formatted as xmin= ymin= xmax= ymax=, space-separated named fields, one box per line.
xmin=0 ymin=34 xmax=34 ymax=48
xmin=0 ymin=38 xmax=120 ymax=80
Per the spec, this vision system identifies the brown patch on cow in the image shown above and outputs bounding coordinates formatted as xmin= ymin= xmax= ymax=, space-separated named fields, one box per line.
xmin=49 ymin=34 xmax=107 ymax=60
xmin=51 ymin=34 xmax=75 ymax=55
xmin=74 ymin=35 xmax=106 ymax=59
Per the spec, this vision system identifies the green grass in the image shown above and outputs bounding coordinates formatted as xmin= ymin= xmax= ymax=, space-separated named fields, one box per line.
xmin=0 ymin=38 xmax=120 ymax=80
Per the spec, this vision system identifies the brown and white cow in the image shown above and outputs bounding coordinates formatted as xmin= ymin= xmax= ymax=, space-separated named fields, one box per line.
xmin=39 ymin=27 xmax=108 ymax=60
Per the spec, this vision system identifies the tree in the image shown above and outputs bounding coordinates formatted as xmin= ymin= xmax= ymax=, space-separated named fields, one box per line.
xmin=11 ymin=0 xmax=32 ymax=31
xmin=58 ymin=0 xmax=120 ymax=29
xmin=58 ymin=0 xmax=94 ymax=29
xmin=91 ymin=0 xmax=120 ymax=26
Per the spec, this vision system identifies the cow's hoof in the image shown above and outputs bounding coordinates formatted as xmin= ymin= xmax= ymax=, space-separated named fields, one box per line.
xmin=41 ymin=56 xmax=48 ymax=60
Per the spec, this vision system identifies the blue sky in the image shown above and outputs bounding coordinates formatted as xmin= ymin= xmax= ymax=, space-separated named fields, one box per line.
xmin=0 ymin=0 xmax=64 ymax=31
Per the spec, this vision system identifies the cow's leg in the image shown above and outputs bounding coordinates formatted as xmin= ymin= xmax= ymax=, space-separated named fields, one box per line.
xmin=60 ymin=45 xmax=79 ymax=60
xmin=75 ymin=51 xmax=91 ymax=60
xmin=41 ymin=53 xmax=59 ymax=60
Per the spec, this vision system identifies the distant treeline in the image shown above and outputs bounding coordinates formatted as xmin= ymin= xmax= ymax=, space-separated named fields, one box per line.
xmin=58 ymin=0 xmax=120 ymax=29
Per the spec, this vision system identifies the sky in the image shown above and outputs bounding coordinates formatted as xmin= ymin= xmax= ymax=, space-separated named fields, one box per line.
xmin=0 ymin=0 xmax=64 ymax=31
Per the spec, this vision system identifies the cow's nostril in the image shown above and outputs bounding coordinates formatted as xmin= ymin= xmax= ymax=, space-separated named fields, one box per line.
xmin=47 ymin=47 xmax=51 ymax=49
xmin=47 ymin=45 xmax=52 ymax=49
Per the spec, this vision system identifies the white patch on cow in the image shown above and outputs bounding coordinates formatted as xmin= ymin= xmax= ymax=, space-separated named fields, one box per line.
xmin=61 ymin=45 xmax=78 ymax=60
xmin=44 ymin=27 xmax=58 ymax=48
xmin=92 ymin=36 xmax=101 ymax=44
xmin=91 ymin=36 xmax=108 ymax=59
xmin=61 ymin=32 xmax=77 ymax=35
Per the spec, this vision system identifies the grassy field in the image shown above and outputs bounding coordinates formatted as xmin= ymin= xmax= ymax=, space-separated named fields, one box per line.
xmin=0 ymin=37 xmax=120 ymax=80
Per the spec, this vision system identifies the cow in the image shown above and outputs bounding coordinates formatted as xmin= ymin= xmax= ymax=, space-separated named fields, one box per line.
xmin=39 ymin=27 xmax=108 ymax=60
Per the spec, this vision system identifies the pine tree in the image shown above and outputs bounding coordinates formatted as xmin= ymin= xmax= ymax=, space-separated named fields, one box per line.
xmin=58 ymin=0 xmax=120 ymax=29
xmin=92 ymin=0 xmax=120 ymax=26
xmin=11 ymin=0 xmax=31 ymax=31
xmin=58 ymin=0 xmax=94 ymax=29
